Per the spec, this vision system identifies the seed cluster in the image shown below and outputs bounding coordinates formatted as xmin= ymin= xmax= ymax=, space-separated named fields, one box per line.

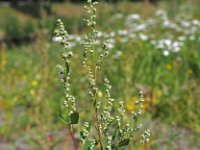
xmin=54 ymin=0 xmax=150 ymax=149
xmin=55 ymin=19 xmax=77 ymax=122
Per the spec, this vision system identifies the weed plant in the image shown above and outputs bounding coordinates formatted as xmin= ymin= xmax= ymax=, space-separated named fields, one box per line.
xmin=54 ymin=0 xmax=150 ymax=149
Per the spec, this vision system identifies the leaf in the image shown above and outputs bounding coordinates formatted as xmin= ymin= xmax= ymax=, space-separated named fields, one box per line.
xmin=112 ymin=127 xmax=119 ymax=140
xmin=70 ymin=112 xmax=79 ymax=124
xmin=111 ymin=144 xmax=117 ymax=149
xmin=50 ymin=139 xmax=62 ymax=150
xmin=58 ymin=112 xmax=68 ymax=124
xmin=65 ymin=61 xmax=69 ymax=75
xmin=118 ymin=139 xmax=130 ymax=148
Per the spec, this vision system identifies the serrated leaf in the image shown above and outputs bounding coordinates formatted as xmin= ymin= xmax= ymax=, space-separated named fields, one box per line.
xmin=118 ymin=139 xmax=130 ymax=147
xmin=70 ymin=112 xmax=79 ymax=124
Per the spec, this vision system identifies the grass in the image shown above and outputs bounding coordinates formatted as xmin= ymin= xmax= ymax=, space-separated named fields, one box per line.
xmin=0 ymin=0 xmax=200 ymax=149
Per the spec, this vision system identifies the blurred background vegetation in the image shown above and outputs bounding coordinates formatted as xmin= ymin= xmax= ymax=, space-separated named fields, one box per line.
xmin=0 ymin=0 xmax=200 ymax=149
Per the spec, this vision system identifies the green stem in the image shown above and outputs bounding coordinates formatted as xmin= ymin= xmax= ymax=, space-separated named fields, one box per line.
xmin=91 ymin=25 xmax=104 ymax=149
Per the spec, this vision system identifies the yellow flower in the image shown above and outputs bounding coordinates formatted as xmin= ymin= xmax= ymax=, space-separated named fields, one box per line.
xmin=187 ymin=69 xmax=193 ymax=75
xmin=152 ymin=88 xmax=162 ymax=104
xmin=31 ymin=80 xmax=38 ymax=87
xmin=166 ymin=64 xmax=172 ymax=70
xmin=1 ymin=59 xmax=7 ymax=66
xmin=30 ymin=89 xmax=35 ymax=96
xmin=126 ymin=99 xmax=135 ymax=113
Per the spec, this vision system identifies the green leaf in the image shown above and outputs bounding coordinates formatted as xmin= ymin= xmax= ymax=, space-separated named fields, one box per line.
xmin=70 ymin=112 xmax=79 ymax=124
xmin=111 ymin=145 xmax=117 ymax=149
xmin=118 ymin=139 xmax=130 ymax=148
xmin=65 ymin=61 xmax=69 ymax=76
xmin=58 ymin=112 xmax=68 ymax=124
xmin=112 ymin=127 xmax=119 ymax=140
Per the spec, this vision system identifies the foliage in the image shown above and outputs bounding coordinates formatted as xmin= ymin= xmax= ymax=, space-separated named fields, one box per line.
xmin=1 ymin=0 xmax=200 ymax=149
xmin=4 ymin=15 xmax=36 ymax=41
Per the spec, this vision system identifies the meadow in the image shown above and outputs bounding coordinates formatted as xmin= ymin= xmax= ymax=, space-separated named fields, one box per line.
xmin=0 ymin=0 xmax=200 ymax=149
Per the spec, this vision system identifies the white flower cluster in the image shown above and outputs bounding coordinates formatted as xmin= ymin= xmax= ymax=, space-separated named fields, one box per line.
xmin=53 ymin=8 xmax=200 ymax=59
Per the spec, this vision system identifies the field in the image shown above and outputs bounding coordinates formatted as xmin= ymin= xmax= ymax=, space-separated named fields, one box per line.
xmin=0 ymin=0 xmax=200 ymax=149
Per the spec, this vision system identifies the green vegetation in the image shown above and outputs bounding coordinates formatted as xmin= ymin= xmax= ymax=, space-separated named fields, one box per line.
xmin=0 ymin=0 xmax=200 ymax=149
xmin=55 ymin=1 xmax=150 ymax=149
